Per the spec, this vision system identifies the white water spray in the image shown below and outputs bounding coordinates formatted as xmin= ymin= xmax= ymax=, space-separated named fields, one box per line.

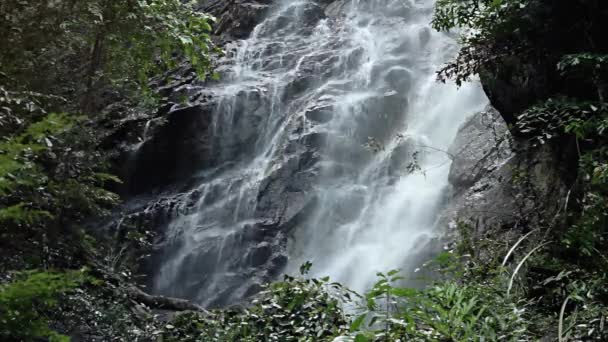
xmin=151 ymin=0 xmax=487 ymax=306
xmin=286 ymin=0 xmax=487 ymax=292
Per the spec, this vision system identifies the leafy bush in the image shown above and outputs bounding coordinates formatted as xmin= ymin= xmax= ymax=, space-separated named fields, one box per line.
xmin=0 ymin=111 xmax=121 ymax=271
xmin=432 ymin=0 xmax=533 ymax=85
xmin=0 ymin=0 xmax=216 ymax=105
xmin=161 ymin=266 xmax=350 ymax=341
xmin=335 ymin=267 xmax=528 ymax=342
xmin=0 ymin=269 xmax=88 ymax=341
xmin=515 ymin=98 xmax=608 ymax=143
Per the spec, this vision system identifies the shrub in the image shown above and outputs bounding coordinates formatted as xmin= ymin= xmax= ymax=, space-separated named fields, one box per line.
xmin=0 ymin=269 xmax=87 ymax=341
xmin=161 ymin=265 xmax=350 ymax=341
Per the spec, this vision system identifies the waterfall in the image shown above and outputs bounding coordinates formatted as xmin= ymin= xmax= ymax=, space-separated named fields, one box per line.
xmin=150 ymin=0 xmax=488 ymax=307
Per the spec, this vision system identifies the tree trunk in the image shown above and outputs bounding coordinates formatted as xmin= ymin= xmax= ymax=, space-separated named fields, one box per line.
xmin=126 ymin=285 xmax=208 ymax=312
xmin=81 ymin=31 xmax=104 ymax=112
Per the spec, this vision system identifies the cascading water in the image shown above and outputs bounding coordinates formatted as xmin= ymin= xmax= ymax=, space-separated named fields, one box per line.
xmin=150 ymin=0 xmax=487 ymax=307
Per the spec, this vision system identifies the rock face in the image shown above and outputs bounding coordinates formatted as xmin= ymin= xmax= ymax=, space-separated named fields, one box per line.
xmin=106 ymin=1 xmax=279 ymax=196
xmin=445 ymin=0 xmax=590 ymax=243
xmin=447 ymin=106 xmax=512 ymax=194
xmin=197 ymin=0 xmax=275 ymax=41
xmin=128 ymin=104 xmax=214 ymax=194
xmin=478 ymin=1 xmax=608 ymax=128
xmin=441 ymin=106 xmax=577 ymax=246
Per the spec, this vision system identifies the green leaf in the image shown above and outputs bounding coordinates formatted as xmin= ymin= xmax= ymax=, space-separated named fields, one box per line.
xmin=390 ymin=287 xmax=418 ymax=298
xmin=387 ymin=269 xmax=400 ymax=277
xmin=354 ymin=333 xmax=369 ymax=342
xmin=178 ymin=35 xmax=193 ymax=45
xmin=350 ymin=314 xmax=366 ymax=332
xmin=299 ymin=261 xmax=312 ymax=275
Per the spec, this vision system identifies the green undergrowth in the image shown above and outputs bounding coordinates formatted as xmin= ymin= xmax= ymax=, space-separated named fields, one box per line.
xmin=0 ymin=267 xmax=170 ymax=341
xmin=161 ymin=263 xmax=351 ymax=342
xmin=0 ymin=270 xmax=88 ymax=341
xmin=161 ymin=226 xmax=608 ymax=341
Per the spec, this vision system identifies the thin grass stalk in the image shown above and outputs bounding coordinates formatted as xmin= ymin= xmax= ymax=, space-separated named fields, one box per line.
xmin=507 ymin=242 xmax=549 ymax=296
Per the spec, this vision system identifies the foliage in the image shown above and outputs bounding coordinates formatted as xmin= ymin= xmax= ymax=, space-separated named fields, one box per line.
xmin=0 ymin=112 xmax=73 ymax=193
xmin=335 ymin=265 xmax=528 ymax=342
xmin=516 ymin=98 xmax=608 ymax=143
xmin=432 ymin=0 xmax=533 ymax=85
xmin=0 ymin=0 xmax=217 ymax=269
xmin=161 ymin=266 xmax=350 ymax=341
xmin=0 ymin=269 xmax=88 ymax=341
xmin=558 ymin=53 xmax=608 ymax=102
xmin=0 ymin=111 xmax=121 ymax=271
xmin=0 ymin=0 xmax=216 ymax=108
xmin=557 ymin=53 xmax=608 ymax=76
xmin=0 ymin=267 xmax=163 ymax=341
xmin=0 ymin=0 xmax=217 ymax=340
xmin=433 ymin=0 xmax=528 ymax=32
xmin=54 ymin=270 xmax=162 ymax=341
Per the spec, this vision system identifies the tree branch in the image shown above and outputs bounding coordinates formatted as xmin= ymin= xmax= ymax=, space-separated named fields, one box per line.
xmin=125 ymin=285 xmax=208 ymax=312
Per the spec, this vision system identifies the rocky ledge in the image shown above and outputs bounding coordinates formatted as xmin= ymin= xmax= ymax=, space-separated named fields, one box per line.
xmin=441 ymin=106 xmax=576 ymax=256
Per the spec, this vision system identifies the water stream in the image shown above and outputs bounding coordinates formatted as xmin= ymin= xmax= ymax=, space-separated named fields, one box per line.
xmin=151 ymin=0 xmax=487 ymax=306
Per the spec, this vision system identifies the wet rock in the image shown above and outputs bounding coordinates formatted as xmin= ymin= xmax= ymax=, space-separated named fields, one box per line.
xmin=418 ymin=26 xmax=431 ymax=46
xmin=299 ymin=2 xmax=328 ymax=26
xmin=284 ymin=73 xmax=318 ymax=98
xmin=242 ymin=223 xmax=273 ymax=243
xmin=269 ymin=254 xmax=288 ymax=270
xmin=321 ymin=0 xmax=348 ymax=17
xmin=248 ymin=242 xmax=272 ymax=266
xmin=256 ymin=156 xmax=318 ymax=229
xmin=129 ymin=104 xmax=214 ymax=194
xmin=480 ymin=58 xmax=552 ymax=128
xmin=355 ymin=90 xmax=408 ymax=142
xmin=305 ymin=104 xmax=334 ymax=123
xmin=256 ymin=1 xmax=326 ymax=36
xmin=346 ymin=47 xmax=366 ymax=70
xmin=440 ymin=107 xmax=576 ymax=243
xmin=448 ymin=106 xmax=511 ymax=191
xmin=370 ymin=57 xmax=413 ymax=87
xmin=388 ymin=137 xmax=416 ymax=177
xmin=199 ymin=0 xmax=275 ymax=40
xmin=300 ymin=132 xmax=329 ymax=150
xmin=384 ymin=66 xmax=413 ymax=92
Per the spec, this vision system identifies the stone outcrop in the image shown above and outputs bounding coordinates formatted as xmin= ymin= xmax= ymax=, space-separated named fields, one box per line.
xmin=103 ymin=1 xmax=280 ymax=196
xmin=197 ymin=0 xmax=275 ymax=41
xmin=441 ymin=106 xmax=577 ymax=245
xmin=478 ymin=1 xmax=608 ymax=128
xmin=444 ymin=0 xmax=588 ymax=240
xmin=128 ymin=104 xmax=215 ymax=194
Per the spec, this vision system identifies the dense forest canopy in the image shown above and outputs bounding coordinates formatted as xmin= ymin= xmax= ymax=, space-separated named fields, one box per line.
xmin=0 ymin=0 xmax=215 ymax=265
xmin=1 ymin=0 xmax=608 ymax=340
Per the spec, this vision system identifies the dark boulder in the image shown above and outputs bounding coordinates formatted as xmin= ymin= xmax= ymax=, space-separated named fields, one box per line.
xmin=479 ymin=0 xmax=608 ymax=130
xmin=128 ymin=104 xmax=214 ymax=194
xmin=197 ymin=0 xmax=275 ymax=40
xmin=305 ymin=104 xmax=334 ymax=123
